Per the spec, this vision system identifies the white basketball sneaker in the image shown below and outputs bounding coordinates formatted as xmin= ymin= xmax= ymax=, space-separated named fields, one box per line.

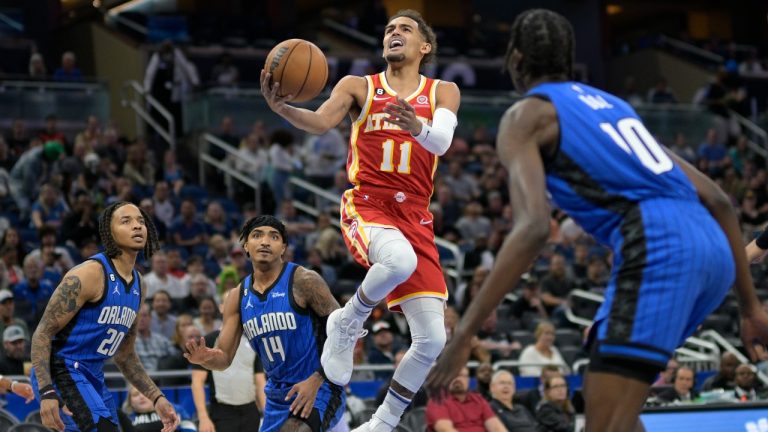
xmin=352 ymin=409 xmax=400 ymax=432
xmin=321 ymin=303 xmax=367 ymax=386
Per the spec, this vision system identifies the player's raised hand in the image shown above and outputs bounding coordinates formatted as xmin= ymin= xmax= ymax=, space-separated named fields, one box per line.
xmin=40 ymin=397 xmax=72 ymax=432
xmin=740 ymin=306 xmax=768 ymax=362
xmin=425 ymin=335 xmax=473 ymax=401
xmin=155 ymin=396 xmax=180 ymax=432
xmin=285 ymin=372 xmax=324 ymax=418
xmin=184 ymin=336 xmax=222 ymax=366
xmin=260 ymin=70 xmax=294 ymax=113
xmin=383 ymin=97 xmax=422 ymax=135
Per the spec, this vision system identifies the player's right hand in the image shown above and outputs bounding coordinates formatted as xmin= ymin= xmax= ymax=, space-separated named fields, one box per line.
xmin=740 ymin=306 xmax=768 ymax=361
xmin=40 ymin=398 xmax=72 ymax=432
xmin=260 ymin=70 xmax=293 ymax=113
xmin=198 ymin=417 xmax=216 ymax=432
xmin=184 ymin=336 xmax=222 ymax=366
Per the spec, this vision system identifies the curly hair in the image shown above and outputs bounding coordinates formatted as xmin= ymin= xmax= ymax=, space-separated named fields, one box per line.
xmin=505 ymin=9 xmax=574 ymax=84
xmin=99 ymin=201 xmax=160 ymax=259
xmin=388 ymin=9 xmax=437 ymax=68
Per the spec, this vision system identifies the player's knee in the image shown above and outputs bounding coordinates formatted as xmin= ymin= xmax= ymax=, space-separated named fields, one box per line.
xmin=377 ymin=238 xmax=417 ymax=283
xmin=412 ymin=321 xmax=446 ymax=362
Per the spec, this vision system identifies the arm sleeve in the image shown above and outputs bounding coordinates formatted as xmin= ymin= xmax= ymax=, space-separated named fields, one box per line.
xmin=411 ymin=108 xmax=457 ymax=156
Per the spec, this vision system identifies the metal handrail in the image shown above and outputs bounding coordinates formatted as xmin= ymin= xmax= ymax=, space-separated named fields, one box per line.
xmin=730 ymin=109 xmax=768 ymax=158
xmin=199 ymin=133 xmax=262 ymax=214
xmin=0 ymin=79 xmax=106 ymax=92
xmin=698 ymin=330 xmax=768 ymax=385
xmin=322 ymin=18 xmax=378 ymax=48
xmin=121 ymin=79 xmax=176 ymax=150
xmin=657 ymin=35 xmax=724 ymax=64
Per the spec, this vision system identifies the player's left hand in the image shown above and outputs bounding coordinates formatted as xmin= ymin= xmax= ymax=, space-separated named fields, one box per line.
xmin=154 ymin=396 xmax=180 ymax=432
xmin=740 ymin=306 xmax=768 ymax=361
xmin=384 ymin=97 xmax=422 ymax=135
xmin=285 ymin=373 xmax=323 ymax=418
xmin=11 ymin=381 xmax=34 ymax=403
xmin=425 ymin=332 xmax=473 ymax=401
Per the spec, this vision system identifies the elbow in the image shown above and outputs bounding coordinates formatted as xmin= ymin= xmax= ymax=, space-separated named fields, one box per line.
xmin=518 ymin=216 xmax=550 ymax=247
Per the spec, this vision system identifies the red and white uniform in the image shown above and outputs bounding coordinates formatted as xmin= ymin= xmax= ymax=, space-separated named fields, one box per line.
xmin=340 ymin=72 xmax=447 ymax=311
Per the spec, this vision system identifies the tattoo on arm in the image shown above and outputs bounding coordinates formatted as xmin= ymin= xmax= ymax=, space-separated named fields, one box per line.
xmin=294 ymin=268 xmax=340 ymax=317
xmin=113 ymin=319 xmax=163 ymax=401
xmin=31 ymin=276 xmax=82 ymax=390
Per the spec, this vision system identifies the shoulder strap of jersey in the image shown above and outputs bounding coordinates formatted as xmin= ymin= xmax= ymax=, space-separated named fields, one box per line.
xmin=353 ymin=75 xmax=376 ymax=125
xmin=428 ymin=78 xmax=441 ymax=114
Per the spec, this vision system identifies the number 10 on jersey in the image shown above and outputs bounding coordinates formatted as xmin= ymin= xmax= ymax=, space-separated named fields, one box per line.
xmin=380 ymin=140 xmax=412 ymax=174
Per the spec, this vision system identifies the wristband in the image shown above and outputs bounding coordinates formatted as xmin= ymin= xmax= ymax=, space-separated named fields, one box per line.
xmin=756 ymin=229 xmax=768 ymax=250
xmin=10 ymin=381 xmax=17 ymax=392
xmin=40 ymin=385 xmax=62 ymax=403
xmin=153 ymin=394 xmax=166 ymax=405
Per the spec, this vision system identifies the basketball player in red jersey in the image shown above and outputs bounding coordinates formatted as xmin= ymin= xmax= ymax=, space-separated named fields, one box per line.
xmin=261 ymin=9 xmax=460 ymax=432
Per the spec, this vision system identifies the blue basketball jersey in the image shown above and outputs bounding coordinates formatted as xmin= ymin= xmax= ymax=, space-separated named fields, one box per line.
xmin=53 ymin=253 xmax=142 ymax=361
xmin=240 ymin=262 xmax=322 ymax=385
xmin=525 ymin=82 xmax=699 ymax=244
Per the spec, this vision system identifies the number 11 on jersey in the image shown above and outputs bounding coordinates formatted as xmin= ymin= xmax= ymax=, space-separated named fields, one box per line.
xmin=380 ymin=139 xmax=412 ymax=174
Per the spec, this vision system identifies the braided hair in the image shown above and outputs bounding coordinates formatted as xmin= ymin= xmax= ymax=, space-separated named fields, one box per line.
xmin=99 ymin=201 xmax=160 ymax=259
xmin=505 ymin=9 xmax=574 ymax=87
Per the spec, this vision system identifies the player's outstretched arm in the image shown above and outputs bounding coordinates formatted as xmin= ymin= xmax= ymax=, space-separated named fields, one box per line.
xmin=31 ymin=262 xmax=102 ymax=431
xmin=260 ymin=72 xmax=362 ymax=135
xmin=113 ymin=279 xmax=179 ymax=432
xmin=668 ymin=151 xmax=768 ymax=359
xmin=185 ymin=286 xmax=243 ymax=370
xmin=427 ymin=98 xmax=554 ymax=395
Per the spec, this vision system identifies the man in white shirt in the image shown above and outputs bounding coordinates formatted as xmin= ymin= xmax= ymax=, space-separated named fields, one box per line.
xmin=144 ymin=251 xmax=186 ymax=299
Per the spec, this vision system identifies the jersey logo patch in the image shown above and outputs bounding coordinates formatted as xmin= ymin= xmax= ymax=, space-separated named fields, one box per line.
xmin=416 ymin=95 xmax=429 ymax=105
xmin=132 ymin=289 xmax=139 ymax=296
xmin=109 ymin=274 xmax=116 ymax=282
xmin=112 ymin=284 xmax=120 ymax=295
xmin=245 ymin=299 xmax=253 ymax=309
xmin=272 ymin=292 xmax=286 ymax=298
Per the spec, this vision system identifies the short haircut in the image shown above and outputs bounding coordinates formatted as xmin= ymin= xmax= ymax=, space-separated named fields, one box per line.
xmin=239 ymin=215 xmax=288 ymax=246
xmin=505 ymin=9 xmax=574 ymax=83
xmin=388 ymin=9 xmax=438 ymax=67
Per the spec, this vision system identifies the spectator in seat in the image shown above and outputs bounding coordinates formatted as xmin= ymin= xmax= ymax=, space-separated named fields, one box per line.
xmin=514 ymin=365 xmax=562 ymax=414
xmin=144 ymin=250 xmax=186 ymax=299
xmin=443 ymin=160 xmax=479 ymax=204
xmin=733 ymin=364 xmax=766 ymax=401
xmin=426 ymin=365 xmax=506 ymax=431
xmin=152 ymin=181 xmax=175 ymax=228
xmin=28 ymin=53 xmax=46 ymax=79
xmin=27 ymin=224 xmax=74 ymax=274
xmin=0 ymin=325 xmax=29 ymax=374
xmin=157 ymin=324 xmax=201 ymax=386
xmin=670 ymin=132 xmax=696 ymax=165
xmin=13 ymin=255 xmax=56 ymax=329
xmin=53 ymin=51 xmax=83 ymax=82
xmin=30 ymin=183 xmax=69 ymax=230
xmin=150 ymin=290 xmax=177 ymax=340
xmin=455 ymin=201 xmax=492 ymax=245
xmin=301 ymin=127 xmax=347 ymax=189
xmin=0 ymin=290 xmax=28 ymax=342
xmin=180 ymin=274 xmax=214 ymax=315
xmin=657 ymin=366 xmax=698 ymax=403
xmin=697 ymin=128 xmax=729 ymax=179
xmin=701 ymin=352 xmax=739 ymax=391
xmin=144 ymin=40 xmax=199 ymax=137
xmin=535 ymin=375 xmax=575 ymax=432
xmin=203 ymin=201 xmax=233 ymax=238
xmin=652 ymin=358 xmax=679 ymax=387
xmin=192 ymin=296 xmax=221 ymax=335
xmin=0 ymin=246 xmax=23 ymax=289
xmin=74 ymin=115 xmax=101 ymax=154
xmin=123 ymin=142 xmax=156 ymax=187
xmin=210 ymin=52 xmax=239 ymax=86
xmin=120 ymin=383 xmax=196 ymax=432
xmin=539 ymin=253 xmax=573 ymax=315
xmin=510 ymin=274 xmax=549 ymax=322
xmin=647 ymin=77 xmax=677 ymax=104
xmin=134 ymin=304 xmax=175 ymax=371
xmin=170 ymin=199 xmax=208 ymax=254
xmin=60 ymin=190 xmax=99 ymax=249
xmin=367 ymin=321 xmax=399 ymax=380
xmin=139 ymin=198 xmax=168 ymax=244
xmin=181 ymin=255 xmax=217 ymax=298
xmin=518 ymin=321 xmax=570 ymax=377
xmin=490 ymin=370 xmax=539 ymax=432
xmin=162 ymin=150 xmax=185 ymax=195
xmin=38 ymin=115 xmax=67 ymax=149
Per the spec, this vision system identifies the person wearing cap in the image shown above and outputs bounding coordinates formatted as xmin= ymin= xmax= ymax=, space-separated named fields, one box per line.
xmin=0 ymin=325 xmax=29 ymax=374
xmin=9 ymin=139 xmax=63 ymax=214
xmin=368 ymin=321 xmax=399 ymax=380
xmin=0 ymin=290 xmax=28 ymax=342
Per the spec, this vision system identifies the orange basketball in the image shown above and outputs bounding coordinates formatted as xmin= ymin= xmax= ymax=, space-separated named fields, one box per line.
xmin=264 ymin=39 xmax=328 ymax=103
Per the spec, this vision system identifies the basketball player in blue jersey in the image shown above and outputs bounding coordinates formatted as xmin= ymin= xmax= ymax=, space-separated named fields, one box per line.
xmin=184 ymin=215 xmax=345 ymax=432
xmin=30 ymin=202 xmax=179 ymax=432
xmin=428 ymin=9 xmax=768 ymax=432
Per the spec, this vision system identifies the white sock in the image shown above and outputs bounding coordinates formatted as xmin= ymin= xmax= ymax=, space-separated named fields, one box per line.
xmin=345 ymin=290 xmax=376 ymax=321
xmin=376 ymin=387 xmax=410 ymax=426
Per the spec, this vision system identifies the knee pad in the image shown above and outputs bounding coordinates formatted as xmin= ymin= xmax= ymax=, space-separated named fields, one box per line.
xmin=369 ymin=229 xmax=417 ymax=284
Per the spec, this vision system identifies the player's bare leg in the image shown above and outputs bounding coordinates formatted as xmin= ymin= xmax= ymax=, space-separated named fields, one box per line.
xmin=583 ymin=371 xmax=650 ymax=432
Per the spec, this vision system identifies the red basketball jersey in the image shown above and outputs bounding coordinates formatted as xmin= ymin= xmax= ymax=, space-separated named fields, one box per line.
xmin=347 ymin=72 xmax=440 ymax=199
